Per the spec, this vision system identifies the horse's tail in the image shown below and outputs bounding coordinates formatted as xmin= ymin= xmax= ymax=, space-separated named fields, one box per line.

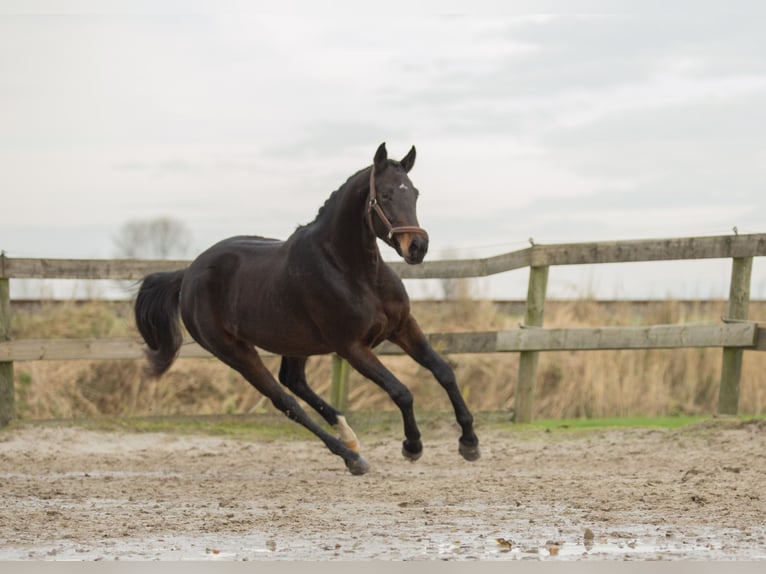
xmin=134 ymin=269 xmax=186 ymax=378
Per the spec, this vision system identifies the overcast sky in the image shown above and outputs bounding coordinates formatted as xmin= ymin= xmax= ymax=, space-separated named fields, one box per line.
xmin=1 ymin=1 xmax=765 ymax=299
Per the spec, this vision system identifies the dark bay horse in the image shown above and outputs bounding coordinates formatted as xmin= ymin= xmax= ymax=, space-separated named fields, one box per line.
xmin=134 ymin=143 xmax=480 ymax=474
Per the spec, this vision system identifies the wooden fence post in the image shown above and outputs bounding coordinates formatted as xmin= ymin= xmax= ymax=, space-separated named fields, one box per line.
xmin=0 ymin=253 xmax=13 ymax=426
xmin=330 ymin=354 xmax=350 ymax=411
xmin=514 ymin=264 xmax=549 ymax=423
xmin=717 ymin=256 xmax=753 ymax=415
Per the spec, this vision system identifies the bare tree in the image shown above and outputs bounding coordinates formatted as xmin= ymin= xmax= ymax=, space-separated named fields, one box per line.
xmin=113 ymin=217 xmax=192 ymax=259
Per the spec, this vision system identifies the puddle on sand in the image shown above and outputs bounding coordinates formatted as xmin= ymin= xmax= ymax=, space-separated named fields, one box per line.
xmin=5 ymin=528 xmax=766 ymax=561
xmin=433 ymin=532 xmax=766 ymax=561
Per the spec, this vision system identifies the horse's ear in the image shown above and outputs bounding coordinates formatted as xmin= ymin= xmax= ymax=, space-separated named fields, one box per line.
xmin=400 ymin=145 xmax=416 ymax=173
xmin=374 ymin=142 xmax=388 ymax=173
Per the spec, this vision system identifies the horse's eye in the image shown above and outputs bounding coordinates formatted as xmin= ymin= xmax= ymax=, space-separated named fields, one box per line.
xmin=381 ymin=189 xmax=393 ymax=201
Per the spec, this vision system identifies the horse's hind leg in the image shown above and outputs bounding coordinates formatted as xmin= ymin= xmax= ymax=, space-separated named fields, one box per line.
xmin=278 ymin=357 xmax=361 ymax=452
xmin=206 ymin=338 xmax=369 ymax=475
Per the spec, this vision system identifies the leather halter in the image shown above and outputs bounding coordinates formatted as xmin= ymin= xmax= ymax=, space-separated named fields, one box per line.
xmin=366 ymin=167 xmax=429 ymax=242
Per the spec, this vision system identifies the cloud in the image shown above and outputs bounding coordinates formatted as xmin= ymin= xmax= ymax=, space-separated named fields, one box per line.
xmin=2 ymin=3 xmax=765 ymax=299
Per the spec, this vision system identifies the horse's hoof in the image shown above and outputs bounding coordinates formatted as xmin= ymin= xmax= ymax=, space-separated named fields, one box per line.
xmin=346 ymin=455 xmax=370 ymax=476
xmin=402 ymin=441 xmax=423 ymax=462
xmin=459 ymin=442 xmax=481 ymax=461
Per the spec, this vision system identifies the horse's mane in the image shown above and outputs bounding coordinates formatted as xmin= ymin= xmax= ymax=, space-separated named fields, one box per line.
xmin=297 ymin=166 xmax=369 ymax=231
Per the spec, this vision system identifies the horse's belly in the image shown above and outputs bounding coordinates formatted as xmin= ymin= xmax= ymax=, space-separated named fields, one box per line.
xmin=237 ymin=309 xmax=334 ymax=358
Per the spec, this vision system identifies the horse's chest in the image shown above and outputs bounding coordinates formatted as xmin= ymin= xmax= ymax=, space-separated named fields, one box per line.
xmin=362 ymin=300 xmax=405 ymax=347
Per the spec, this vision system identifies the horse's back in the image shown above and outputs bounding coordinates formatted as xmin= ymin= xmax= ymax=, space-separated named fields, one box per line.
xmin=181 ymin=235 xmax=287 ymax=309
xmin=189 ymin=235 xmax=284 ymax=271
xmin=206 ymin=234 xmax=283 ymax=254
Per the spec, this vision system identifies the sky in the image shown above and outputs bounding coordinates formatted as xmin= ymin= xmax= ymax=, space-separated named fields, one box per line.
xmin=1 ymin=1 xmax=765 ymax=300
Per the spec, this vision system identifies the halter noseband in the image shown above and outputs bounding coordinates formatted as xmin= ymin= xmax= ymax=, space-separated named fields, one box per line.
xmin=366 ymin=167 xmax=429 ymax=242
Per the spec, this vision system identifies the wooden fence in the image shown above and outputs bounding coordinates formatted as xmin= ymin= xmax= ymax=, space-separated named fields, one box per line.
xmin=1 ymin=233 xmax=765 ymax=426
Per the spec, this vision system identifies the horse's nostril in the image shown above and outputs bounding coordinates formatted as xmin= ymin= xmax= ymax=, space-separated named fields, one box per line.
xmin=409 ymin=237 xmax=428 ymax=258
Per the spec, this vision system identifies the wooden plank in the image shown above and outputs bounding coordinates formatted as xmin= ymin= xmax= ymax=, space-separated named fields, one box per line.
xmin=515 ymin=265 xmax=549 ymax=423
xmin=718 ymin=257 xmax=754 ymax=415
xmin=2 ymin=234 xmax=765 ymax=280
xmin=389 ymin=258 xmax=484 ymax=279
xmin=0 ymin=338 xmax=208 ymax=361
xmin=391 ymin=248 xmax=532 ymax=279
xmin=0 ymin=323 xmax=759 ymax=362
xmin=0 ymin=277 xmax=10 ymax=341
xmin=1 ymin=258 xmax=190 ymax=280
xmin=496 ymin=323 xmax=757 ymax=352
xmin=330 ymin=354 xmax=350 ymax=411
xmin=531 ymin=233 xmax=766 ymax=267
xmin=381 ymin=324 xmax=757 ymax=354
xmin=374 ymin=332 xmax=499 ymax=355
xmin=0 ymin=276 xmax=13 ymax=426
xmin=0 ymin=337 xmax=277 ymax=362
xmin=0 ymin=337 xmax=151 ymax=361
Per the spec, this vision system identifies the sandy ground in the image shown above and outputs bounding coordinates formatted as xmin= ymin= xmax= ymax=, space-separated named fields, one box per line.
xmin=1 ymin=418 xmax=765 ymax=561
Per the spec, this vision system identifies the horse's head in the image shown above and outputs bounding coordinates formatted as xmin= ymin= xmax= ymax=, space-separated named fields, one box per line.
xmin=367 ymin=143 xmax=429 ymax=265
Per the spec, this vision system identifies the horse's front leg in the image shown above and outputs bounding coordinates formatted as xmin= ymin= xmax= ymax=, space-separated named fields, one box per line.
xmin=340 ymin=343 xmax=423 ymax=461
xmin=390 ymin=316 xmax=480 ymax=461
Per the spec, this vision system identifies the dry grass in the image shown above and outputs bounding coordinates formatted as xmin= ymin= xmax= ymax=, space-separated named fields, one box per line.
xmin=9 ymin=298 xmax=766 ymax=420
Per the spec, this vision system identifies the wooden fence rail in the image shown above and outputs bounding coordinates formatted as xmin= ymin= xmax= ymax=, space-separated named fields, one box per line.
xmin=1 ymin=323 xmax=761 ymax=362
xmin=1 ymin=232 xmax=765 ymax=426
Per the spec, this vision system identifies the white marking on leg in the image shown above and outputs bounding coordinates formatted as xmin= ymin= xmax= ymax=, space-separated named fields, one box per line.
xmin=334 ymin=415 xmax=360 ymax=453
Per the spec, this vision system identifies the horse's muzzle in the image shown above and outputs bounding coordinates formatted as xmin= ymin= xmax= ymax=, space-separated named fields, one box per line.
xmin=404 ymin=233 xmax=429 ymax=265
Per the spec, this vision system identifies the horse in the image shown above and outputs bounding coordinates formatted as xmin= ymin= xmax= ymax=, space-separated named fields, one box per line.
xmin=134 ymin=143 xmax=480 ymax=475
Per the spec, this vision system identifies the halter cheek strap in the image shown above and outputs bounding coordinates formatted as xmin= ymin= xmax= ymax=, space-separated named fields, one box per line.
xmin=366 ymin=167 xmax=429 ymax=241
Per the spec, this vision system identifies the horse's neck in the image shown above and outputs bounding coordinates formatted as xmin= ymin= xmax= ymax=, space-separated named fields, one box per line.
xmin=319 ymin=179 xmax=380 ymax=274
